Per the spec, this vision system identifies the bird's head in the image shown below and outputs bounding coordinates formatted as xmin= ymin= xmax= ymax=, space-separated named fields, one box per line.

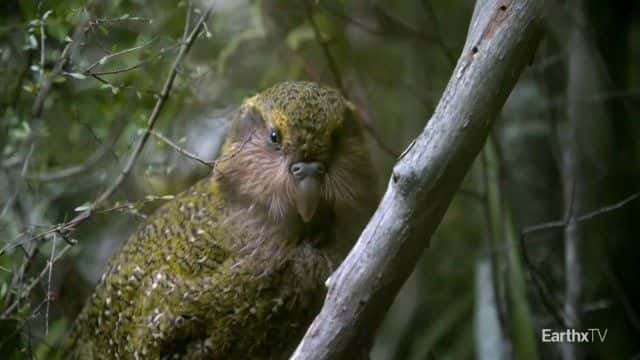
xmin=216 ymin=81 xmax=374 ymax=225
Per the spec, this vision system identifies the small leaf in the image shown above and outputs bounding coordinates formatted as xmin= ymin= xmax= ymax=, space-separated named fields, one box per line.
xmin=98 ymin=24 xmax=109 ymax=35
xmin=67 ymin=72 xmax=87 ymax=80
xmin=20 ymin=121 xmax=31 ymax=134
xmin=74 ymin=203 xmax=92 ymax=212
xmin=0 ymin=282 xmax=7 ymax=300
xmin=28 ymin=34 xmax=38 ymax=48
xmin=42 ymin=10 xmax=53 ymax=21
xmin=286 ymin=25 xmax=315 ymax=51
xmin=22 ymin=84 xmax=35 ymax=93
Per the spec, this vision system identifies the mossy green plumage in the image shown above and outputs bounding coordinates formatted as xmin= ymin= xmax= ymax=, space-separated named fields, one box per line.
xmin=70 ymin=82 xmax=377 ymax=359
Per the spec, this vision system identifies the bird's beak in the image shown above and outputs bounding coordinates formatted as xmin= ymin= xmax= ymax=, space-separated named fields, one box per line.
xmin=294 ymin=177 xmax=321 ymax=223
xmin=290 ymin=161 xmax=325 ymax=223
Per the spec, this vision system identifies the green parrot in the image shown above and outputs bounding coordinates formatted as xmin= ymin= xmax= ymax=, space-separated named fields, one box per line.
xmin=69 ymin=81 xmax=378 ymax=359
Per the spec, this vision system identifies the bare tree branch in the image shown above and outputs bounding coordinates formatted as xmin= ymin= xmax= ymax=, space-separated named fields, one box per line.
xmin=2 ymin=242 xmax=71 ymax=318
xmin=291 ymin=0 xmax=544 ymax=358
xmin=0 ymin=145 xmax=34 ymax=219
xmin=83 ymin=37 xmax=158 ymax=74
xmin=69 ymin=5 xmax=214 ymax=224
xmin=31 ymin=6 xmax=95 ymax=119
xmin=150 ymin=130 xmax=215 ymax=168
xmin=521 ymin=191 xmax=640 ymax=236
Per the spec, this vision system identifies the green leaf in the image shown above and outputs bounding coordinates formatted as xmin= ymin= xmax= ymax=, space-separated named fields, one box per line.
xmin=67 ymin=72 xmax=87 ymax=80
xmin=285 ymin=25 xmax=315 ymax=51
xmin=74 ymin=203 xmax=92 ymax=212
xmin=42 ymin=9 xmax=54 ymax=21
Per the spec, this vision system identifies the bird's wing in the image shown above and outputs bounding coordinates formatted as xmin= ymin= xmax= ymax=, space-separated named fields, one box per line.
xmin=70 ymin=176 xmax=231 ymax=357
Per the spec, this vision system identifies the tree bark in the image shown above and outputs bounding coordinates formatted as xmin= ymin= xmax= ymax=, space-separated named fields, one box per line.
xmin=291 ymin=0 xmax=544 ymax=358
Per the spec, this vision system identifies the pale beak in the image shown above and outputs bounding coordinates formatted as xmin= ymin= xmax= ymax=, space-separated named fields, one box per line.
xmin=290 ymin=161 xmax=325 ymax=222
xmin=294 ymin=177 xmax=322 ymax=222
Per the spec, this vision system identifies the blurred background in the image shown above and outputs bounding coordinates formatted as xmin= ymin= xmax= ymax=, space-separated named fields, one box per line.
xmin=1 ymin=0 xmax=639 ymax=359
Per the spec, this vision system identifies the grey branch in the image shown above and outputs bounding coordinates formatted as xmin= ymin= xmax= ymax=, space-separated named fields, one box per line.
xmin=521 ymin=191 xmax=640 ymax=236
xmin=291 ymin=0 xmax=544 ymax=358
xmin=150 ymin=130 xmax=215 ymax=168
xmin=31 ymin=4 xmax=95 ymax=119
xmin=77 ymin=5 xmax=213 ymax=215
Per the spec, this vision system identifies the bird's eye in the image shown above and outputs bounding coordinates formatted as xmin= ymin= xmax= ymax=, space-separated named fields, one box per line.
xmin=269 ymin=128 xmax=281 ymax=145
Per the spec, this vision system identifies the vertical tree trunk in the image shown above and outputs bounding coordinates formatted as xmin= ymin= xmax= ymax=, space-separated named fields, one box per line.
xmin=560 ymin=1 xmax=615 ymax=358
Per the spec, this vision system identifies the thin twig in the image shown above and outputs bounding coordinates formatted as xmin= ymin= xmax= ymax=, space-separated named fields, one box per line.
xmin=305 ymin=1 xmax=397 ymax=158
xmin=305 ymin=0 xmax=344 ymax=92
xmin=83 ymin=58 xmax=152 ymax=76
xmin=601 ymin=260 xmax=640 ymax=335
xmin=1 ymin=144 xmax=34 ymax=218
xmin=150 ymin=130 xmax=215 ymax=168
xmin=9 ymin=52 xmax=34 ymax=107
xmin=28 ymin=116 xmax=127 ymax=181
xmin=81 ymin=42 xmax=180 ymax=76
xmin=321 ymin=2 xmax=436 ymax=46
xmin=519 ymin=235 xmax=569 ymax=328
xmin=39 ymin=10 xmax=47 ymax=84
xmin=84 ymin=6 xmax=213 ymax=211
xmin=87 ymin=73 xmax=160 ymax=97
xmin=1 ymin=244 xmax=71 ymax=319
xmin=321 ymin=5 xmax=385 ymax=36
xmin=372 ymin=5 xmax=434 ymax=43
xmin=351 ymin=105 xmax=399 ymax=158
xmin=521 ymin=191 xmax=640 ymax=236
xmin=419 ymin=0 xmax=456 ymax=66
xmin=44 ymin=233 xmax=57 ymax=335
xmin=79 ymin=120 xmax=120 ymax=161
xmin=83 ymin=37 xmax=158 ymax=74
xmin=32 ymin=7 xmax=93 ymax=118
xmin=91 ymin=16 xmax=152 ymax=25
xmin=94 ymin=195 xmax=175 ymax=215
xmin=183 ymin=0 xmax=192 ymax=40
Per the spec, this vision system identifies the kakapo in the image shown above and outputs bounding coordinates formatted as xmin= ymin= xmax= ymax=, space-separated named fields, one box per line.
xmin=70 ymin=81 xmax=378 ymax=359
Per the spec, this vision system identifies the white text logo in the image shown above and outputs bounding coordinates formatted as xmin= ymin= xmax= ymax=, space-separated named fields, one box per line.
xmin=541 ymin=328 xmax=608 ymax=343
